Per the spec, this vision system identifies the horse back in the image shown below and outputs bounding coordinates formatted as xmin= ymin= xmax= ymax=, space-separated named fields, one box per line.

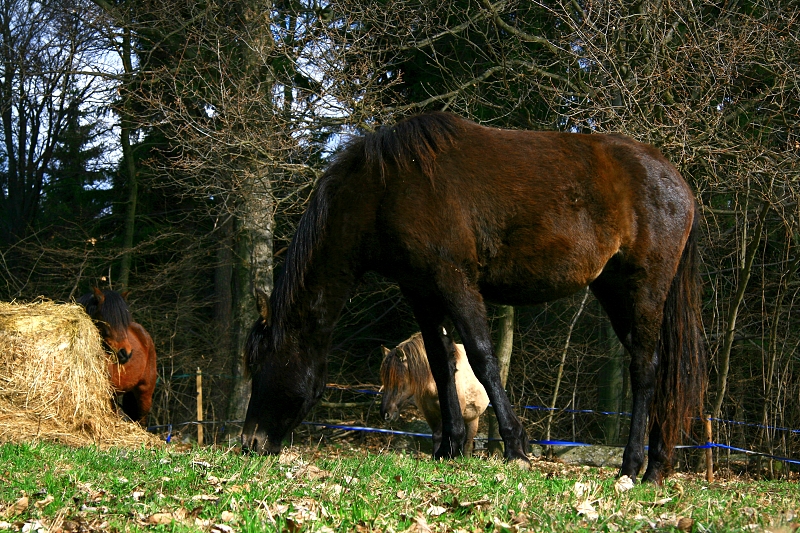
xmin=375 ymin=121 xmax=695 ymax=306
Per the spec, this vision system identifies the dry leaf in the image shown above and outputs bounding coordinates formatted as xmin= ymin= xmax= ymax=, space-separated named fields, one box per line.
xmin=614 ymin=475 xmax=634 ymax=494
xmin=34 ymin=495 xmax=54 ymax=509
xmin=573 ymin=481 xmax=591 ymax=498
xmin=677 ymin=516 xmax=694 ymax=532
xmin=220 ymin=511 xmax=235 ymax=522
xmin=402 ymin=514 xmax=432 ymax=533
xmin=147 ymin=513 xmax=174 ymax=525
xmin=575 ymin=500 xmax=599 ymax=521
xmin=7 ymin=496 xmax=28 ymax=516
xmin=191 ymin=494 xmax=219 ymax=502
xmin=426 ymin=505 xmax=446 ymax=517
xmin=212 ymin=524 xmax=234 ymax=533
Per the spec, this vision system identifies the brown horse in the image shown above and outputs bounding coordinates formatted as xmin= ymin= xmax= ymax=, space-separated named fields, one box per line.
xmin=380 ymin=332 xmax=489 ymax=457
xmin=242 ymin=112 xmax=705 ymax=484
xmin=78 ymin=288 xmax=157 ymax=425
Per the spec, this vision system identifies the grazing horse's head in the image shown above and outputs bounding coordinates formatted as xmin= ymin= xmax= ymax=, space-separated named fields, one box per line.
xmin=78 ymin=288 xmax=134 ymax=365
xmin=379 ymin=333 xmax=433 ymax=422
xmin=241 ymin=289 xmax=327 ymax=456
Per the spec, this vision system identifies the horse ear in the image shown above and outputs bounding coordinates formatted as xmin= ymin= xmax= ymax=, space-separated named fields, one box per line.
xmin=92 ymin=287 xmax=105 ymax=304
xmin=381 ymin=346 xmax=390 ymax=357
xmin=255 ymin=288 xmax=271 ymax=325
xmin=396 ymin=348 xmax=406 ymax=361
xmin=121 ymin=291 xmax=130 ymax=301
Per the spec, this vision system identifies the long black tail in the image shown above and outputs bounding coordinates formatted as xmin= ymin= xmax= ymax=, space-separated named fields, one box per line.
xmin=654 ymin=213 xmax=706 ymax=465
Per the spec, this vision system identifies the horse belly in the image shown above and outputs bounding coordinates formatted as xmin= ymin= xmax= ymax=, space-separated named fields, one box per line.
xmin=478 ymin=222 xmax=618 ymax=306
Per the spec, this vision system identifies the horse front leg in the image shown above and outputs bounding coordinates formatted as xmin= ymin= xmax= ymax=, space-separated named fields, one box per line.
xmin=406 ymin=297 xmax=466 ymax=459
xmin=443 ymin=286 xmax=530 ymax=466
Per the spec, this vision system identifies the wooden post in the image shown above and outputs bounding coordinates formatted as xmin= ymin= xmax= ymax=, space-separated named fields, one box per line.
xmin=704 ymin=415 xmax=713 ymax=483
xmin=196 ymin=368 xmax=204 ymax=446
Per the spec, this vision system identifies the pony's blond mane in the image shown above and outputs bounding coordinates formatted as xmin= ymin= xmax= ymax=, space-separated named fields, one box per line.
xmin=380 ymin=332 xmax=435 ymax=397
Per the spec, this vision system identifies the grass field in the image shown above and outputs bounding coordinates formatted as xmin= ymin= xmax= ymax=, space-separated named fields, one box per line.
xmin=0 ymin=440 xmax=798 ymax=532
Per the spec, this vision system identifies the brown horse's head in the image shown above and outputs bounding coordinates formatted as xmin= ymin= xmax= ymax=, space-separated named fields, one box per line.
xmin=379 ymin=333 xmax=432 ymax=422
xmin=78 ymin=288 xmax=134 ymax=365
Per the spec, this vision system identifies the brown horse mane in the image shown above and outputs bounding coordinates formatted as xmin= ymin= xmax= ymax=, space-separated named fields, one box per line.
xmin=380 ymin=332 xmax=435 ymax=398
xmin=249 ymin=113 xmax=464 ymax=368
xmin=77 ymin=289 xmax=132 ymax=333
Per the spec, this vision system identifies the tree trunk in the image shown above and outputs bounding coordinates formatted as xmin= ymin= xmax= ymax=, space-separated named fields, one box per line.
xmin=117 ymin=23 xmax=137 ymax=290
xmin=712 ymin=202 xmax=770 ymax=419
xmin=225 ymin=180 xmax=273 ymax=435
xmin=487 ymin=305 xmax=514 ymax=456
xmin=597 ymin=317 xmax=624 ymax=445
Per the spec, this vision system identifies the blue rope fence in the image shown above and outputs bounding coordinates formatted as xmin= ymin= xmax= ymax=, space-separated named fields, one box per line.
xmin=147 ymin=384 xmax=800 ymax=467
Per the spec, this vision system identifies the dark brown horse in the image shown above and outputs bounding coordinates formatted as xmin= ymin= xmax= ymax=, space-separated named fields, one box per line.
xmin=242 ymin=112 xmax=705 ymax=483
xmin=78 ymin=288 xmax=157 ymax=425
xmin=380 ymin=332 xmax=489 ymax=457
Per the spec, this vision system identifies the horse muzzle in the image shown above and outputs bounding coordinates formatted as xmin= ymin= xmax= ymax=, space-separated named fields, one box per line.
xmin=116 ymin=348 xmax=132 ymax=365
xmin=381 ymin=407 xmax=399 ymax=423
xmin=241 ymin=430 xmax=282 ymax=456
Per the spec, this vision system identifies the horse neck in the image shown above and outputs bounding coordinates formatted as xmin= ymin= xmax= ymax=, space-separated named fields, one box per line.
xmin=274 ymin=222 xmax=371 ymax=356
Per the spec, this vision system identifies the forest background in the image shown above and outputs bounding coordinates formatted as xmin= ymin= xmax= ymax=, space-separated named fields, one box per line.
xmin=1 ymin=0 xmax=798 ymax=472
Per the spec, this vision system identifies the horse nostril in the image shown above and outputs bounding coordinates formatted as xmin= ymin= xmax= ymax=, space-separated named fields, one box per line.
xmin=117 ymin=349 xmax=130 ymax=364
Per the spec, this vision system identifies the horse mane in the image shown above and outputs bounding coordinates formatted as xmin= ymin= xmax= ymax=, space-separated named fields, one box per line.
xmin=77 ymin=290 xmax=132 ymax=332
xmin=257 ymin=112 xmax=464 ymax=365
xmin=365 ymin=111 xmax=463 ymax=181
xmin=380 ymin=332 xmax=434 ymax=397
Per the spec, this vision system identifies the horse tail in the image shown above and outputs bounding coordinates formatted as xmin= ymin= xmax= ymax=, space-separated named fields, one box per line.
xmin=654 ymin=210 xmax=706 ymax=465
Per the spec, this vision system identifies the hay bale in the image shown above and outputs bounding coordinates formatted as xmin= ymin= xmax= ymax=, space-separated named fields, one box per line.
xmin=0 ymin=299 xmax=160 ymax=448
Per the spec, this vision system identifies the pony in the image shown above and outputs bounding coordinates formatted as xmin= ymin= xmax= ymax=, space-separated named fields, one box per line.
xmin=242 ymin=112 xmax=705 ymax=484
xmin=380 ymin=332 xmax=489 ymax=457
xmin=77 ymin=288 xmax=157 ymax=425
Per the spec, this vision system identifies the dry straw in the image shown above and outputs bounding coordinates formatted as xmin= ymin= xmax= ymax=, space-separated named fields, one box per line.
xmin=0 ymin=299 xmax=160 ymax=448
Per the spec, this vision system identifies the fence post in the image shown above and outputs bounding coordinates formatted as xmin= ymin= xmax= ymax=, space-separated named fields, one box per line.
xmin=704 ymin=415 xmax=713 ymax=482
xmin=196 ymin=367 xmax=204 ymax=446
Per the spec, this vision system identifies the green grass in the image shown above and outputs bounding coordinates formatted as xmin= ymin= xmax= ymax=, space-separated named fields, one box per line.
xmin=1 ymin=441 xmax=798 ymax=532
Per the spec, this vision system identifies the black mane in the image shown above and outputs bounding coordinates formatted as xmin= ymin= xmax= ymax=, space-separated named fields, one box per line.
xmin=77 ymin=289 xmax=132 ymax=332
xmin=250 ymin=112 xmax=464 ymax=367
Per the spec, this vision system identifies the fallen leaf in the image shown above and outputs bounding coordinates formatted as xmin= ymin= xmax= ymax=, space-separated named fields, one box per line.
xmin=147 ymin=513 xmax=173 ymax=525
xmin=573 ymin=481 xmax=591 ymax=498
xmin=191 ymin=494 xmax=219 ymax=502
xmin=402 ymin=514 xmax=432 ymax=533
xmin=212 ymin=524 xmax=234 ymax=533
xmin=426 ymin=505 xmax=446 ymax=517
xmin=7 ymin=496 xmax=28 ymax=516
xmin=220 ymin=511 xmax=235 ymax=522
xmin=34 ymin=495 xmax=54 ymax=509
xmin=21 ymin=520 xmax=45 ymax=533
xmin=575 ymin=500 xmax=599 ymax=521
xmin=614 ymin=475 xmax=634 ymax=494
xmin=677 ymin=516 xmax=694 ymax=532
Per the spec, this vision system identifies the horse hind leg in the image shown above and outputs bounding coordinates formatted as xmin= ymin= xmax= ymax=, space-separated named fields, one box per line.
xmin=591 ymin=267 xmax=672 ymax=483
